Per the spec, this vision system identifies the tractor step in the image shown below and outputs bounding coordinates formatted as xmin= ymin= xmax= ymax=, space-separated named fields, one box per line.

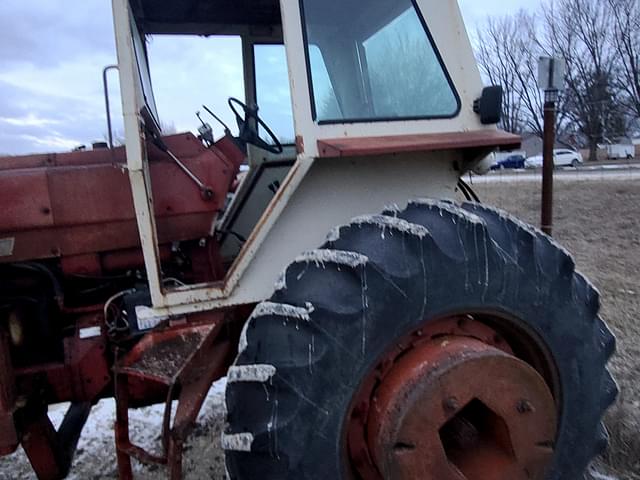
xmin=114 ymin=321 xmax=232 ymax=480
xmin=118 ymin=325 xmax=217 ymax=384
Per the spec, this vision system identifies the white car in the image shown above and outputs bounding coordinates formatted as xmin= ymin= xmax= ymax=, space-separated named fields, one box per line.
xmin=525 ymin=149 xmax=584 ymax=168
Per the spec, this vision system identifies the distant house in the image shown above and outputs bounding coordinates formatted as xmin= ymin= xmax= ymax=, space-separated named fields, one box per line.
xmin=519 ymin=132 xmax=575 ymax=158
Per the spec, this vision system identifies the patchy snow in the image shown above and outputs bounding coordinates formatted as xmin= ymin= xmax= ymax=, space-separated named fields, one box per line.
xmin=273 ymin=270 xmax=288 ymax=292
xmin=0 ymin=378 xmax=228 ymax=480
xmin=588 ymin=467 xmax=621 ymax=480
xmin=220 ymin=433 xmax=253 ymax=452
xmin=295 ymin=249 xmax=368 ymax=269
xmin=411 ymin=198 xmax=485 ymax=225
xmin=330 ymin=214 xmax=430 ymax=241
xmin=239 ymin=302 xmax=314 ymax=354
xmin=251 ymin=302 xmax=313 ymax=322
xmin=227 ymin=365 xmax=276 ymax=383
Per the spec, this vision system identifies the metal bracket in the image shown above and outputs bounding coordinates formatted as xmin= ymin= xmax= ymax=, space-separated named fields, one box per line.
xmin=164 ymin=149 xmax=214 ymax=201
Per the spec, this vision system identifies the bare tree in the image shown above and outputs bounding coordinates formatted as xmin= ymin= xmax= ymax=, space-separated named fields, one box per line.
xmin=540 ymin=0 xmax=626 ymax=159
xmin=608 ymin=0 xmax=640 ymax=122
xmin=475 ymin=0 xmax=635 ymax=152
xmin=476 ymin=11 xmax=569 ymax=138
xmin=476 ymin=14 xmax=526 ymax=133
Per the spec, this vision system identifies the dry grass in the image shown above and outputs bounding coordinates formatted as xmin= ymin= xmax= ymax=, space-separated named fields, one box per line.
xmin=472 ymin=177 xmax=640 ymax=479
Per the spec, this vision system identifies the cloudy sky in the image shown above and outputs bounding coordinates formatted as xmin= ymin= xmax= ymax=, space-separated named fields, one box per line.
xmin=0 ymin=0 xmax=537 ymax=156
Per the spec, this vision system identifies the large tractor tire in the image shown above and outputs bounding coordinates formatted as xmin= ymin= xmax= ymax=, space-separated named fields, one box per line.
xmin=224 ymin=200 xmax=617 ymax=480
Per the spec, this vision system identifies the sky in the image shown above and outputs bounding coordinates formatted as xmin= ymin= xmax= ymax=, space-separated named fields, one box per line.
xmin=0 ymin=0 xmax=537 ymax=156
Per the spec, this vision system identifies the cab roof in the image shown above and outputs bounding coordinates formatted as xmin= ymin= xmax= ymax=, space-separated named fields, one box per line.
xmin=130 ymin=0 xmax=282 ymax=35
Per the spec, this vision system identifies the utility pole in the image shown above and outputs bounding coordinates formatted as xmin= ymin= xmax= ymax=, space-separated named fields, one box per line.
xmin=541 ymin=91 xmax=558 ymax=236
xmin=538 ymin=57 xmax=566 ymax=236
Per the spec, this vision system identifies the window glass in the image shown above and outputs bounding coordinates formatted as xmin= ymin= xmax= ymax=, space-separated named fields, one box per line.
xmin=300 ymin=0 xmax=459 ymax=123
xmin=147 ymin=35 xmax=244 ymax=138
xmin=254 ymin=44 xmax=295 ymax=145
xmin=308 ymin=46 xmax=341 ymax=121
xmin=131 ymin=14 xmax=159 ymax=128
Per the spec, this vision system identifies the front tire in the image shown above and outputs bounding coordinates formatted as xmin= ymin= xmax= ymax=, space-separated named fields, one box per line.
xmin=224 ymin=200 xmax=616 ymax=480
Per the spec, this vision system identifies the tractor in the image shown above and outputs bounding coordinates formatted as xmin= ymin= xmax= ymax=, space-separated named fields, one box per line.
xmin=0 ymin=0 xmax=617 ymax=479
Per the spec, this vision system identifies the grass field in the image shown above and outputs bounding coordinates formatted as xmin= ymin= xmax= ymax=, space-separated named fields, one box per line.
xmin=473 ymin=177 xmax=640 ymax=479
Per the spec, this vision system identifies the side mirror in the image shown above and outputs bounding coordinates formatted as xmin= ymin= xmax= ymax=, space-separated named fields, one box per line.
xmin=473 ymin=86 xmax=503 ymax=125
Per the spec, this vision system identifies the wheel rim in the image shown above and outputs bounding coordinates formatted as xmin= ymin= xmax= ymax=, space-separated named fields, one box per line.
xmin=347 ymin=316 xmax=558 ymax=480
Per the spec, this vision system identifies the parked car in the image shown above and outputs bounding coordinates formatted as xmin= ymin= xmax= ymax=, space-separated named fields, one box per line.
xmin=491 ymin=154 xmax=526 ymax=170
xmin=525 ymin=155 xmax=543 ymax=168
xmin=525 ymin=149 xmax=584 ymax=168
xmin=473 ymin=152 xmax=496 ymax=175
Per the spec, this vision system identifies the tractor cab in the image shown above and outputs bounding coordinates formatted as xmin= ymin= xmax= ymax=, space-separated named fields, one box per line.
xmin=114 ymin=0 xmax=518 ymax=316
xmin=124 ymin=0 xmax=294 ymax=163
xmin=129 ymin=0 xmax=465 ymax=141
xmin=124 ymin=0 xmax=469 ymax=157
xmin=122 ymin=0 xmax=301 ymax=264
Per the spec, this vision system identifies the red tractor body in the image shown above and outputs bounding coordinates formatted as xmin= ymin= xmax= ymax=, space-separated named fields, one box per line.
xmin=0 ymin=133 xmax=246 ymax=477
xmin=0 ymin=133 xmax=243 ymax=268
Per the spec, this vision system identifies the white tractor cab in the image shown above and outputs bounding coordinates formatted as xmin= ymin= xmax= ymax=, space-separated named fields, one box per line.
xmin=110 ymin=1 xmax=615 ymax=479
xmin=113 ymin=0 xmax=516 ymax=315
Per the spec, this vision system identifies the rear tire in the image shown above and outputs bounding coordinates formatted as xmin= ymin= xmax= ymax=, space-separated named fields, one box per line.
xmin=224 ymin=200 xmax=616 ymax=480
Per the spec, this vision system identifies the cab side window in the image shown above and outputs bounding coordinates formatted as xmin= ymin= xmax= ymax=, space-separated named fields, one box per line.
xmin=254 ymin=44 xmax=295 ymax=145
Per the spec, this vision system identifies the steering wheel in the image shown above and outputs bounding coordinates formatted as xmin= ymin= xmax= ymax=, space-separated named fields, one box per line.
xmin=228 ymin=97 xmax=283 ymax=155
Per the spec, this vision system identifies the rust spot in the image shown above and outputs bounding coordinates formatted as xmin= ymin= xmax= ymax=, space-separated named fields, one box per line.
xmin=126 ymin=331 xmax=208 ymax=382
xmin=347 ymin=317 xmax=556 ymax=480
xmin=366 ymin=338 xmax=556 ymax=479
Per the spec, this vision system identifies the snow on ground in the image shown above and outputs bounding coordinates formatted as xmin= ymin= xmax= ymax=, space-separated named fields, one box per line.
xmin=0 ymin=378 xmax=228 ymax=480
xmin=0 ymin=372 xmax=624 ymax=479
xmin=473 ymin=167 xmax=640 ymax=183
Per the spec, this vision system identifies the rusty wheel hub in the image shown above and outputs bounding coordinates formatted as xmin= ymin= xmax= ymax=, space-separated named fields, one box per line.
xmin=348 ymin=318 xmax=557 ymax=480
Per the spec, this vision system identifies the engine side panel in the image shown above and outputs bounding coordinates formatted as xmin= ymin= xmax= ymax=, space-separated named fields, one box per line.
xmin=0 ymin=133 xmax=243 ymax=265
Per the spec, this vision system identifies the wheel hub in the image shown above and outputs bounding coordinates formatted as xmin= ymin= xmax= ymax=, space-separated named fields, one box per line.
xmin=348 ymin=319 xmax=557 ymax=480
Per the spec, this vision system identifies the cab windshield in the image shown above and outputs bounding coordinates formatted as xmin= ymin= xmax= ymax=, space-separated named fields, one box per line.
xmin=299 ymin=0 xmax=460 ymax=123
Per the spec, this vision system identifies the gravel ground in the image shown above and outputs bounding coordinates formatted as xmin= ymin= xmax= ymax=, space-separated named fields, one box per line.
xmin=0 ymin=175 xmax=638 ymax=479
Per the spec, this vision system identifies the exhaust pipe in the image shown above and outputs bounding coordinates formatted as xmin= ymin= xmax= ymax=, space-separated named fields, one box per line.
xmin=102 ymin=65 xmax=119 ymax=149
